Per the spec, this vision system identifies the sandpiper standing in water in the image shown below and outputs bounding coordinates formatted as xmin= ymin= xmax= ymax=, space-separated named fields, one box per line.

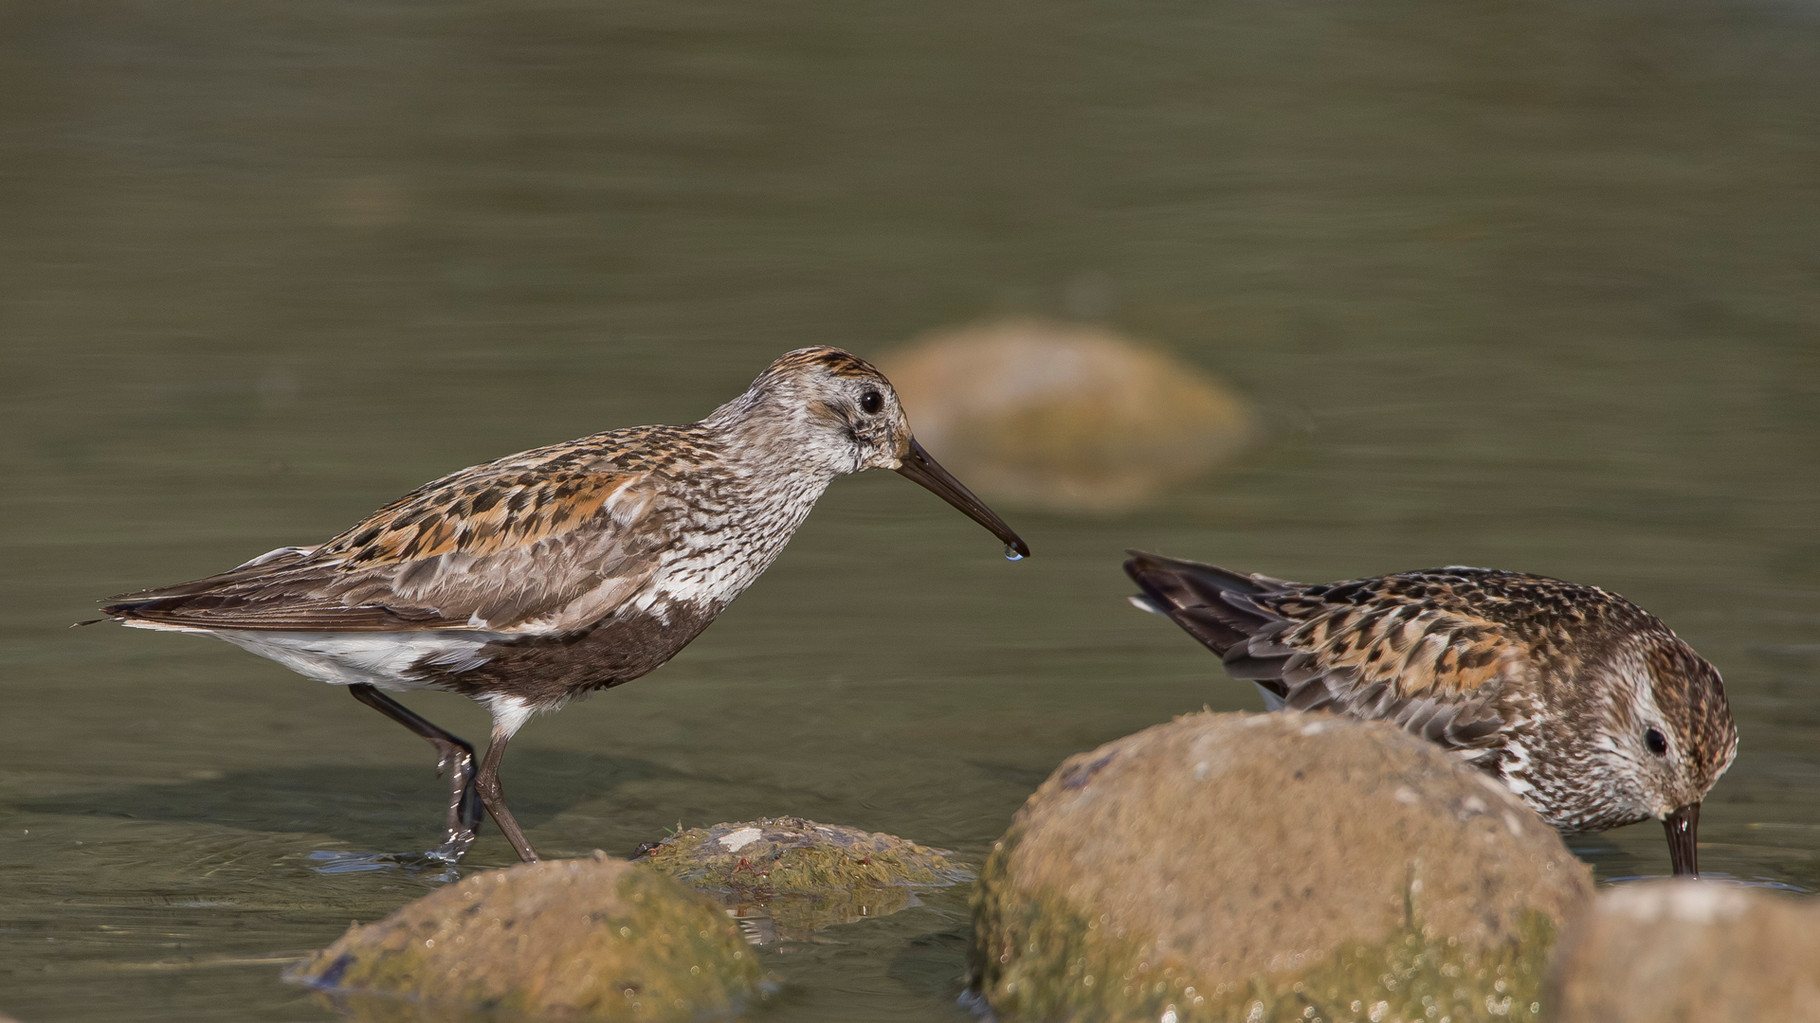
xmin=1125 ymin=552 xmax=1736 ymax=876
xmin=95 ymin=348 xmax=1029 ymax=864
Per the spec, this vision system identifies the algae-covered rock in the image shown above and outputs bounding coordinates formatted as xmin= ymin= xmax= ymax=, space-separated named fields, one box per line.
xmin=1549 ymin=880 xmax=1820 ymax=1022
xmin=971 ymin=711 xmax=1592 ymax=1023
xmin=290 ymin=852 xmax=762 ymax=1022
xmin=879 ymin=319 xmax=1252 ymax=513
xmin=636 ymin=816 xmax=970 ymax=940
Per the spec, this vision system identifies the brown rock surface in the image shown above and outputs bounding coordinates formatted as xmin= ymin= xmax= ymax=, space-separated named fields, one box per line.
xmin=880 ymin=319 xmax=1252 ymax=513
xmin=289 ymin=853 xmax=762 ymax=1021
xmin=971 ymin=711 xmax=1592 ymax=1022
xmin=1549 ymin=880 xmax=1820 ymax=1023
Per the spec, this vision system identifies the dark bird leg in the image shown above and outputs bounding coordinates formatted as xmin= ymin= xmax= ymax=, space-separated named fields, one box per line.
xmin=476 ymin=726 xmax=539 ymax=862
xmin=348 ymin=683 xmax=484 ymax=862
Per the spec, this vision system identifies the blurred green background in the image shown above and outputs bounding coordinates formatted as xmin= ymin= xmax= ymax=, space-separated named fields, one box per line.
xmin=2 ymin=1 xmax=1818 ymax=1020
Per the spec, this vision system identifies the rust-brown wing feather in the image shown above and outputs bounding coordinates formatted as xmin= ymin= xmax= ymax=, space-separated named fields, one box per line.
xmin=106 ymin=445 xmax=678 ymax=635
xmin=1126 ymin=551 xmax=1520 ymax=752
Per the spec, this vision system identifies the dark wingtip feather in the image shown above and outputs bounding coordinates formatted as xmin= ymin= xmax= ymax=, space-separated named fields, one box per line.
xmin=1124 ymin=550 xmax=1291 ymax=599
xmin=1124 ymin=550 xmax=1294 ymax=658
xmin=1221 ymin=652 xmax=1292 ymax=679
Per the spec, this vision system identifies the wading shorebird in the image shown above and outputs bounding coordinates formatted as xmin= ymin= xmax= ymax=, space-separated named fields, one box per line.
xmin=94 ymin=348 xmax=1029 ymax=864
xmin=1125 ymin=552 xmax=1736 ymax=876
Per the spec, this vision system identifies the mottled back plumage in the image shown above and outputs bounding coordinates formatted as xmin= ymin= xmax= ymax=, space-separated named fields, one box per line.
xmin=1126 ymin=551 xmax=1737 ymax=873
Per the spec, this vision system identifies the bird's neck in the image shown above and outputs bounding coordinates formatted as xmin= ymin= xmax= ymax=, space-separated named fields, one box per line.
xmin=698 ymin=395 xmax=852 ymax=485
xmin=633 ymin=424 xmax=841 ymax=619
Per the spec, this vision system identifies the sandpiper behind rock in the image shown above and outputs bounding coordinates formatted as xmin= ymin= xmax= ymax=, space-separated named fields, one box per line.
xmin=95 ymin=347 xmax=1029 ymax=863
xmin=1125 ymin=551 xmax=1737 ymax=876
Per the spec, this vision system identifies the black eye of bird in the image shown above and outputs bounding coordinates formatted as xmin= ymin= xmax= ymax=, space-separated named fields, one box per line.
xmin=859 ymin=389 xmax=883 ymax=415
xmin=1645 ymin=727 xmax=1669 ymax=756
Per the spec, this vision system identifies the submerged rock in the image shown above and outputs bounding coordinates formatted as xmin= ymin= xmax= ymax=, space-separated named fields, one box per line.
xmin=636 ymin=816 xmax=970 ymax=940
xmin=1549 ymin=880 xmax=1820 ymax=1022
xmin=290 ymin=853 xmax=762 ymax=1022
xmin=879 ymin=319 xmax=1252 ymax=513
xmin=970 ymin=711 xmax=1591 ymax=1023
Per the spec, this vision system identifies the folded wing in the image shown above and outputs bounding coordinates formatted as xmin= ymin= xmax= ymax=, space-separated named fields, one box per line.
xmin=1125 ymin=551 xmax=1518 ymax=754
xmin=106 ymin=452 xmax=676 ymax=636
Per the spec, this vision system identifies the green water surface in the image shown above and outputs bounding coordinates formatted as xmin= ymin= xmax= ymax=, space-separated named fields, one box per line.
xmin=3 ymin=1 xmax=1819 ymax=1020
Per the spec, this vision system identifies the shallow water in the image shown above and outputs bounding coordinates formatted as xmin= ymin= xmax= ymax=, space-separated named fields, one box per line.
xmin=3 ymin=0 xmax=1819 ymax=1019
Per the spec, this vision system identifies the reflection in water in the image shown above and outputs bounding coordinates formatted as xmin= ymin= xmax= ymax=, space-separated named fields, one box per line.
xmin=306 ymin=850 xmax=460 ymax=883
xmin=3 ymin=0 xmax=1819 ymax=1021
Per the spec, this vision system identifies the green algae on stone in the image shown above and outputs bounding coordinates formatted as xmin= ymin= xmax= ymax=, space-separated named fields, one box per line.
xmin=288 ymin=853 xmax=762 ymax=1022
xmin=970 ymin=712 xmax=1590 ymax=1022
xmin=637 ymin=817 xmax=970 ymax=938
xmin=1253 ymin=916 xmax=1552 ymax=1023
xmin=975 ymin=878 xmax=1554 ymax=1023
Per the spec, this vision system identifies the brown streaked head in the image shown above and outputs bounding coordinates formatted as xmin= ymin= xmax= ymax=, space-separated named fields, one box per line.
xmin=716 ymin=347 xmax=1030 ymax=559
xmin=1596 ymin=631 xmax=1737 ymax=876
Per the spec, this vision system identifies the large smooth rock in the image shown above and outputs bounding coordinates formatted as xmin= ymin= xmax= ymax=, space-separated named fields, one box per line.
xmin=290 ymin=853 xmax=762 ymax=1021
xmin=1549 ymin=880 xmax=1820 ymax=1022
xmin=636 ymin=816 xmax=969 ymax=940
xmin=970 ymin=711 xmax=1592 ymax=1023
xmin=879 ymin=319 xmax=1252 ymax=513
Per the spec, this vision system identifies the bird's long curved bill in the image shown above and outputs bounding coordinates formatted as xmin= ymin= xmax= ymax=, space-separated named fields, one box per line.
xmin=1664 ymin=802 xmax=1701 ymax=877
xmin=895 ymin=438 xmax=1031 ymax=559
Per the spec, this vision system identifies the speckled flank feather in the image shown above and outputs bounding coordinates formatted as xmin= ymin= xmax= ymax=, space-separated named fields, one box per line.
xmin=1126 ymin=551 xmax=1737 ymax=839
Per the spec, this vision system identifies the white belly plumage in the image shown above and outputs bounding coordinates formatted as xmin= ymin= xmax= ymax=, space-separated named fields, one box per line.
xmin=119 ymin=618 xmax=504 ymax=692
